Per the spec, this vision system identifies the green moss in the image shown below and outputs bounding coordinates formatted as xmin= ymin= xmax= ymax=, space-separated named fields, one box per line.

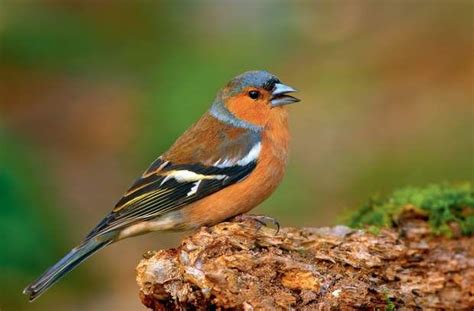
xmin=346 ymin=182 xmax=474 ymax=236
xmin=385 ymin=296 xmax=396 ymax=311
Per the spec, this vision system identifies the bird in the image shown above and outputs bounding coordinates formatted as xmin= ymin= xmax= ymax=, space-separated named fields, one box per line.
xmin=23 ymin=70 xmax=300 ymax=301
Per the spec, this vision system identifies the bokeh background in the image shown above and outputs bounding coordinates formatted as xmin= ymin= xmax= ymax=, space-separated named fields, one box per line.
xmin=1 ymin=1 xmax=472 ymax=310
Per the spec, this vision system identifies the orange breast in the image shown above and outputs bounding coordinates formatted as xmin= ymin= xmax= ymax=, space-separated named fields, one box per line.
xmin=180 ymin=108 xmax=290 ymax=228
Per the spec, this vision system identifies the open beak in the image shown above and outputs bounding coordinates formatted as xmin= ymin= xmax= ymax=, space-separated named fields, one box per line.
xmin=271 ymin=83 xmax=300 ymax=107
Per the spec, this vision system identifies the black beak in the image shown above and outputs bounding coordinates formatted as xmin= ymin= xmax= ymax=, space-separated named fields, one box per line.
xmin=271 ymin=83 xmax=300 ymax=107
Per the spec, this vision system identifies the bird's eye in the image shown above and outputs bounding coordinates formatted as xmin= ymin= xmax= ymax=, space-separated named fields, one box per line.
xmin=248 ymin=90 xmax=260 ymax=100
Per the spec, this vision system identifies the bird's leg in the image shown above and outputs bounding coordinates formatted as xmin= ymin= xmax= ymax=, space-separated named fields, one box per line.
xmin=232 ymin=214 xmax=280 ymax=235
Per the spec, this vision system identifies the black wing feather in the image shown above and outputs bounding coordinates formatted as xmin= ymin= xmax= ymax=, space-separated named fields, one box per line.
xmin=85 ymin=161 xmax=256 ymax=239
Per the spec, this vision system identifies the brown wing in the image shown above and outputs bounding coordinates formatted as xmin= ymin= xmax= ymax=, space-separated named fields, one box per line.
xmin=85 ymin=114 xmax=261 ymax=239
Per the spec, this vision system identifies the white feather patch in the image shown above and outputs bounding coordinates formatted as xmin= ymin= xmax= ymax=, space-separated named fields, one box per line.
xmin=160 ymin=170 xmax=226 ymax=186
xmin=214 ymin=142 xmax=261 ymax=168
xmin=187 ymin=180 xmax=202 ymax=196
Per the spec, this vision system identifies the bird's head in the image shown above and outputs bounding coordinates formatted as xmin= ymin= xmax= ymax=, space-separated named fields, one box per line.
xmin=211 ymin=70 xmax=299 ymax=128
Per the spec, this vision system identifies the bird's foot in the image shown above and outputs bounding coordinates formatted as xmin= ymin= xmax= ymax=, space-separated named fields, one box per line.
xmin=232 ymin=214 xmax=280 ymax=235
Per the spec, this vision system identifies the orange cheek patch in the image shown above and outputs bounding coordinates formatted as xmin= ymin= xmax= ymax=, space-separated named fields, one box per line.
xmin=226 ymin=95 xmax=271 ymax=127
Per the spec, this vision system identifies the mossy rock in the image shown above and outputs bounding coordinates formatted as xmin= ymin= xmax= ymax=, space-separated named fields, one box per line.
xmin=347 ymin=182 xmax=474 ymax=236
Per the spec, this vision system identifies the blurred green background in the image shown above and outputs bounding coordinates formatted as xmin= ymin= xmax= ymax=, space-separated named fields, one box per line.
xmin=0 ymin=1 xmax=472 ymax=310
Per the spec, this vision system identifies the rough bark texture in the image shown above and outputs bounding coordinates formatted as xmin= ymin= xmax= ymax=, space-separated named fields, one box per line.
xmin=136 ymin=214 xmax=473 ymax=310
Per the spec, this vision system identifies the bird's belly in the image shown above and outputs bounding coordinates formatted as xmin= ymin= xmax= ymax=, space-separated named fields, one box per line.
xmin=180 ymin=146 xmax=287 ymax=228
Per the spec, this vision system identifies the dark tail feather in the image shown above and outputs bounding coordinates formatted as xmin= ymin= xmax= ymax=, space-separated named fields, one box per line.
xmin=23 ymin=238 xmax=111 ymax=301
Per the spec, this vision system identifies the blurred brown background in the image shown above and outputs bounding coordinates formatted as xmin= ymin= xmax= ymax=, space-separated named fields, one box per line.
xmin=0 ymin=1 xmax=472 ymax=310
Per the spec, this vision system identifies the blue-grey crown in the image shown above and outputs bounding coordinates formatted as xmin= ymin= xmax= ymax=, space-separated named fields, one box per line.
xmin=226 ymin=70 xmax=281 ymax=96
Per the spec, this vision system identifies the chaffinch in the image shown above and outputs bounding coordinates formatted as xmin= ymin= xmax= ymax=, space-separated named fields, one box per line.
xmin=24 ymin=70 xmax=299 ymax=301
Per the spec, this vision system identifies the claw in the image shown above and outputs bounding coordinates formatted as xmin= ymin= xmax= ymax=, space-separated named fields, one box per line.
xmin=232 ymin=214 xmax=280 ymax=235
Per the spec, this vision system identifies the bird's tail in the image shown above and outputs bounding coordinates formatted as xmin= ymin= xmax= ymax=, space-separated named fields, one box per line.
xmin=23 ymin=238 xmax=112 ymax=301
